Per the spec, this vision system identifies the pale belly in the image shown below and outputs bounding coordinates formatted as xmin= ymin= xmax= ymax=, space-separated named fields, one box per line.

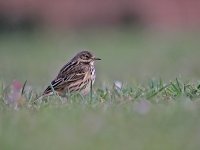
xmin=81 ymin=64 xmax=96 ymax=95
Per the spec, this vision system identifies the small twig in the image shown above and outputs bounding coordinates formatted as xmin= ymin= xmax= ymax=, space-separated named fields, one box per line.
xmin=90 ymin=80 xmax=93 ymax=102
xmin=50 ymin=82 xmax=56 ymax=95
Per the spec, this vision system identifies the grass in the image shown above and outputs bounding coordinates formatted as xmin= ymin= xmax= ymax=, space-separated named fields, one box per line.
xmin=1 ymin=28 xmax=200 ymax=150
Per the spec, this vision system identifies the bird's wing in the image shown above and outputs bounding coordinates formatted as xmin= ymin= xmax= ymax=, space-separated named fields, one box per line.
xmin=43 ymin=63 xmax=89 ymax=95
xmin=58 ymin=60 xmax=77 ymax=77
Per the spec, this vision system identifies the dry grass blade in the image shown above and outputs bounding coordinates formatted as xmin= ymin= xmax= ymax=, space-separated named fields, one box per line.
xmin=21 ymin=80 xmax=27 ymax=95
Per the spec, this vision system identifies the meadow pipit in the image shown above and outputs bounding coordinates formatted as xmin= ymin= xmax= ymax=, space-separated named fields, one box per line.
xmin=43 ymin=50 xmax=100 ymax=96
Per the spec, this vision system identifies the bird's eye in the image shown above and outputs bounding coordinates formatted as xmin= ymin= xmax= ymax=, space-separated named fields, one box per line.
xmin=82 ymin=54 xmax=89 ymax=59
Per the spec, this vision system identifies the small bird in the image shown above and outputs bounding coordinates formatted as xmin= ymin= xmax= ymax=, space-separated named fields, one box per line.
xmin=43 ymin=50 xmax=101 ymax=97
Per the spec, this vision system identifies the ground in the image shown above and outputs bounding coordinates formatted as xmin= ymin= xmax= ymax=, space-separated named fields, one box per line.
xmin=0 ymin=28 xmax=200 ymax=150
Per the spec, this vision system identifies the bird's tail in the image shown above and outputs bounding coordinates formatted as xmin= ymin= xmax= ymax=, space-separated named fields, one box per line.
xmin=32 ymin=91 xmax=53 ymax=104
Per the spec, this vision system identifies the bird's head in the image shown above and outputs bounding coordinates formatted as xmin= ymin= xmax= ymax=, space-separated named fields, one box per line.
xmin=74 ymin=50 xmax=101 ymax=63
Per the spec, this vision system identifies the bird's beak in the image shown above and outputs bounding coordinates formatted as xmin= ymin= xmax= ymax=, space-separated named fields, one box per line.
xmin=94 ymin=57 xmax=101 ymax=60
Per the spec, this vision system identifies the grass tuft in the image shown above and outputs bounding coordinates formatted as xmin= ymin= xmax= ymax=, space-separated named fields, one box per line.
xmin=0 ymin=78 xmax=199 ymax=110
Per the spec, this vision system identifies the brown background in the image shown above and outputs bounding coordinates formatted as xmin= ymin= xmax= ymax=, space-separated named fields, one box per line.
xmin=0 ymin=0 xmax=200 ymax=29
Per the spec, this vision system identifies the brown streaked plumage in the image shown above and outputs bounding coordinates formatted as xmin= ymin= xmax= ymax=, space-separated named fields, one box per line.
xmin=43 ymin=50 xmax=100 ymax=96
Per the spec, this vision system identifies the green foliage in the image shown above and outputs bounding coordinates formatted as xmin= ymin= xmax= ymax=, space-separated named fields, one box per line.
xmin=8 ymin=78 xmax=200 ymax=107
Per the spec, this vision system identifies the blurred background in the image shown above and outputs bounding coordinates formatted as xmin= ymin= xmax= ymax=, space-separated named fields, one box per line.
xmin=1 ymin=1 xmax=200 ymax=150
xmin=0 ymin=0 xmax=200 ymax=87
xmin=1 ymin=0 xmax=200 ymax=30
